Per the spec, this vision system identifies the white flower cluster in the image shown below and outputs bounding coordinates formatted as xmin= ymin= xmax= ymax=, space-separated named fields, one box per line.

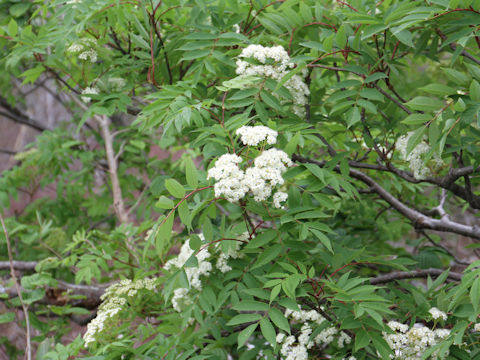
xmin=383 ymin=321 xmax=451 ymax=359
xmin=207 ymin=153 xmax=248 ymax=203
xmin=165 ymin=235 xmax=246 ymax=312
xmin=216 ymin=234 xmax=246 ymax=273
xmin=275 ymin=308 xmax=350 ymax=360
xmin=67 ymin=38 xmax=98 ymax=63
xmin=235 ymin=44 xmax=310 ymax=117
xmin=474 ymin=323 xmax=480 ymax=332
xmin=81 ymin=86 xmax=99 ymax=103
xmin=207 ymin=127 xmax=292 ymax=208
xmin=273 ymin=191 xmax=288 ymax=209
xmin=396 ymin=132 xmax=443 ymax=179
xmin=236 ymin=125 xmax=278 ymax=146
xmin=83 ymin=278 xmax=157 ymax=346
xmin=164 ymin=238 xmax=212 ymax=291
xmin=108 ymin=77 xmax=126 ymax=91
xmin=428 ymin=307 xmax=447 ymax=321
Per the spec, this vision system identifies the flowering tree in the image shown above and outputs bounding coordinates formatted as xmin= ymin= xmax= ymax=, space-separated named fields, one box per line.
xmin=1 ymin=0 xmax=480 ymax=359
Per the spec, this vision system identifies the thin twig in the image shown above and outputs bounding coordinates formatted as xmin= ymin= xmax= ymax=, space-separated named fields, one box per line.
xmin=421 ymin=231 xmax=470 ymax=266
xmin=0 ymin=214 xmax=32 ymax=360
xmin=370 ymin=268 xmax=462 ymax=284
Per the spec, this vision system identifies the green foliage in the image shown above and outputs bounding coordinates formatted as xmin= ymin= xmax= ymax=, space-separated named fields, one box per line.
xmin=1 ymin=0 xmax=480 ymax=359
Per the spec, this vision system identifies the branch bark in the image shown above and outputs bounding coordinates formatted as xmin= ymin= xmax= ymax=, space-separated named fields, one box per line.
xmin=436 ymin=29 xmax=480 ymax=66
xmin=2 ymin=280 xmax=107 ymax=309
xmin=69 ymin=95 xmax=129 ymax=224
xmin=97 ymin=115 xmax=128 ymax=224
xmin=293 ymin=154 xmax=480 ymax=240
xmin=0 ymin=261 xmax=37 ymax=272
xmin=370 ymin=268 xmax=462 ymax=285
xmin=0 ymin=96 xmax=50 ymax=132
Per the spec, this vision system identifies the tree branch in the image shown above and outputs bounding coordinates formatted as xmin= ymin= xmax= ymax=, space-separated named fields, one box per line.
xmin=372 ymin=83 xmax=412 ymax=115
xmin=97 ymin=115 xmax=129 ymax=224
xmin=309 ymin=64 xmax=413 ymax=115
xmin=0 ymin=96 xmax=50 ymax=132
xmin=348 ymin=159 xmax=480 ymax=209
xmin=2 ymin=280 xmax=107 ymax=309
xmin=293 ymin=154 xmax=480 ymax=240
xmin=0 ymin=148 xmax=17 ymax=155
xmin=436 ymin=29 xmax=480 ymax=66
xmin=421 ymin=231 xmax=470 ymax=266
xmin=370 ymin=268 xmax=462 ymax=285
xmin=0 ymin=261 xmax=37 ymax=272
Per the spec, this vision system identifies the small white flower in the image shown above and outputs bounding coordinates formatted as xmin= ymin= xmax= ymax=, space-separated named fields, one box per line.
xmin=67 ymin=38 xmax=98 ymax=63
xmin=83 ymin=277 xmax=157 ymax=346
xmin=337 ymin=331 xmax=351 ymax=348
xmin=236 ymin=125 xmax=278 ymax=146
xmin=396 ymin=132 xmax=443 ymax=179
xmin=273 ymin=191 xmax=288 ymax=208
xmin=81 ymin=87 xmax=99 ymax=103
xmin=429 ymin=307 xmax=448 ymax=321
xmin=78 ymin=49 xmax=97 ymax=63
xmin=172 ymin=287 xmax=192 ymax=312
xmin=109 ymin=77 xmax=126 ymax=91
xmin=67 ymin=43 xmax=84 ymax=53
xmin=233 ymin=24 xmax=241 ymax=33
xmin=383 ymin=321 xmax=451 ymax=359
xmin=164 ymin=238 xmax=211 ymax=291
xmin=236 ymin=44 xmax=309 ymax=117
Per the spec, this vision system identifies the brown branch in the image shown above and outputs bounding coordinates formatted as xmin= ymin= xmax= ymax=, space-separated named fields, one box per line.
xmin=436 ymin=29 xmax=480 ymax=65
xmin=372 ymin=83 xmax=412 ymax=115
xmin=97 ymin=115 xmax=128 ymax=224
xmin=308 ymin=64 xmax=413 ymax=115
xmin=421 ymin=231 xmax=470 ymax=266
xmin=293 ymin=154 xmax=480 ymax=240
xmin=0 ymin=148 xmax=17 ymax=155
xmin=150 ymin=17 xmax=173 ymax=85
xmin=0 ymin=96 xmax=50 ymax=132
xmin=348 ymin=159 xmax=480 ymax=209
xmin=0 ymin=261 xmax=37 ymax=272
xmin=370 ymin=268 xmax=462 ymax=285
xmin=2 ymin=280 xmax=107 ymax=309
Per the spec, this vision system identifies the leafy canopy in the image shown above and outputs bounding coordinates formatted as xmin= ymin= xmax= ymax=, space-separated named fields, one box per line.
xmin=1 ymin=0 xmax=480 ymax=359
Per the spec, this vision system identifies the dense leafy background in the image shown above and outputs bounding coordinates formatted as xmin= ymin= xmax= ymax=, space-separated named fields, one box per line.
xmin=1 ymin=0 xmax=480 ymax=359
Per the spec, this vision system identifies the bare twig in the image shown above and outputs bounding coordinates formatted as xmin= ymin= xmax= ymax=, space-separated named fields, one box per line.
xmin=2 ymin=280 xmax=108 ymax=309
xmin=372 ymin=83 xmax=412 ymax=115
xmin=370 ymin=268 xmax=462 ymax=285
xmin=346 ymin=159 xmax=480 ymax=209
xmin=0 ymin=261 xmax=37 ymax=272
xmin=0 ymin=214 xmax=32 ymax=360
xmin=421 ymin=231 xmax=470 ymax=266
xmin=308 ymin=64 xmax=413 ymax=115
xmin=436 ymin=29 xmax=480 ymax=66
xmin=432 ymin=189 xmax=448 ymax=219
